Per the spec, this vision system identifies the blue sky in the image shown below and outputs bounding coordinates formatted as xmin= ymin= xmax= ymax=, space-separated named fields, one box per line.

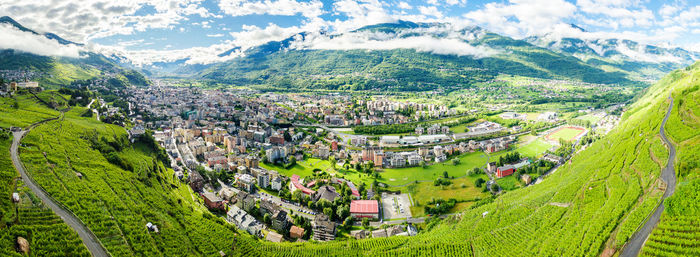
xmin=0 ymin=0 xmax=698 ymax=64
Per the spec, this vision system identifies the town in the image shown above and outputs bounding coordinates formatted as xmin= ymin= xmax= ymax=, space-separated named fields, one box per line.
xmin=95 ymin=78 xmax=618 ymax=244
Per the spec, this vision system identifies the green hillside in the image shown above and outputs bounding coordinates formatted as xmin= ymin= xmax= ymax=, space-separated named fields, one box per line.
xmin=17 ymin=105 xmax=241 ymax=256
xmin=198 ymin=23 xmax=639 ymax=92
xmin=640 ymin=63 xmax=700 ymax=256
xmin=0 ymin=92 xmax=90 ymax=256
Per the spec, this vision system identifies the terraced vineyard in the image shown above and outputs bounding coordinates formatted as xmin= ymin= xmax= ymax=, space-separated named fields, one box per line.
xmin=0 ymin=182 xmax=90 ymax=257
xmin=639 ymin=63 xmax=700 ymax=257
xmin=19 ymin=106 xmax=240 ymax=256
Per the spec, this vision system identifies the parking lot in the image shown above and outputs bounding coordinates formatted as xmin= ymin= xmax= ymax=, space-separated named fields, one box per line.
xmin=381 ymin=193 xmax=412 ymax=220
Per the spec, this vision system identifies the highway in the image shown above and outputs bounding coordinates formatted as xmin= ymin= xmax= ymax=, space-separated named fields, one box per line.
xmin=620 ymin=95 xmax=677 ymax=257
xmin=11 ymin=130 xmax=110 ymax=257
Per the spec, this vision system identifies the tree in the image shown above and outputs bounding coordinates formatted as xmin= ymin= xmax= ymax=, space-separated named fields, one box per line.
xmin=362 ymin=218 xmax=370 ymax=228
xmin=263 ymin=213 xmax=271 ymax=224
xmin=323 ymin=207 xmax=333 ymax=219
xmin=475 ymin=178 xmax=486 ymax=188
xmin=442 ymin=171 xmax=448 ymax=178
xmin=420 ymin=161 xmax=427 ymax=168
xmin=343 ymin=216 xmax=354 ymax=229
xmin=337 ymin=206 xmax=350 ymax=220
xmin=452 ymin=158 xmax=460 ymax=165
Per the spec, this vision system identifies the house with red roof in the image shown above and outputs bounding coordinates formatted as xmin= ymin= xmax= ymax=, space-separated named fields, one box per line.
xmin=291 ymin=174 xmax=315 ymax=195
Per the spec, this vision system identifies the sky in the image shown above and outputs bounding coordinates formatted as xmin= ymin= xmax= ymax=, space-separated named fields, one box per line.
xmin=0 ymin=0 xmax=699 ymax=65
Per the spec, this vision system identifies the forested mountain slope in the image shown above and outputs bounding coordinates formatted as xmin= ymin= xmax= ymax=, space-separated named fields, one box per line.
xmin=0 ymin=16 xmax=150 ymax=89
xmin=197 ymin=21 xmax=640 ymax=91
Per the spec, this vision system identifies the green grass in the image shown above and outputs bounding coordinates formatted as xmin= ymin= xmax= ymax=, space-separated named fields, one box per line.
xmin=0 ymin=93 xmax=61 ymax=128
xmin=402 ymin=174 xmax=490 ymax=217
xmin=546 ymin=126 xmax=585 ymax=142
xmin=515 ymin=138 xmax=554 ymax=158
xmin=495 ymin=175 xmax=521 ymax=191
xmin=260 ymin=158 xmax=334 ymax=178
xmin=378 ymin=151 xmax=489 ymax=186
xmin=575 ymin=113 xmax=603 ymax=124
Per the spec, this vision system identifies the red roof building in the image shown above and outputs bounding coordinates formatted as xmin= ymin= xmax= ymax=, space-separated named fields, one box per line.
xmin=291 ymin=174 xmax=315 ymax=195
xmin=496 ymin=165 xmax=515 ymax=178
xmin=350 ymin=200 xmax=380 ymax=219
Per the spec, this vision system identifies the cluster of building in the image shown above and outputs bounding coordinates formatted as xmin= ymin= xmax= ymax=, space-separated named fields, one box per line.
xmin=0 ymin=81 xmax=41 ymax=95
xmin=0 ymin=70 xmax=47 ymax=82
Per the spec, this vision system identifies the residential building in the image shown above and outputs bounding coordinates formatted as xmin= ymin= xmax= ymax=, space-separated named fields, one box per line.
xmin=290 ymin=226 xmax=305 ymax=239
xmin=257 ymin=170 xmax=270 ymax=188
xmin=201 ymin=191 xmax=225 ymax=211
xmin=227 ymin=205 xmax=262 ymax=237
xmin=313 ymin=214 xmax=336 ymax=241
xmin=271 ymin=210 xmax=289 ymax=232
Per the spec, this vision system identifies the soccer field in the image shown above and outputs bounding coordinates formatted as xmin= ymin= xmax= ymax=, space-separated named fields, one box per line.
xmin=545 ymin=126 xmax=586 ymax=142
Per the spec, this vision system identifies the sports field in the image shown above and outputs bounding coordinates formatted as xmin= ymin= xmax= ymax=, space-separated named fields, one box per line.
xmin=545 ymin=126 xmax=586 ymax=142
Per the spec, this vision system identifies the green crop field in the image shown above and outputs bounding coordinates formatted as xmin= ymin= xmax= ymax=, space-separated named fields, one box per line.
xmin=18 ymin=108 xmax=242 ymax=256
xmin=0 ymin=92 xmax=63 ymax=128
xmin=640 ymin=63 xmax=700 ymax=257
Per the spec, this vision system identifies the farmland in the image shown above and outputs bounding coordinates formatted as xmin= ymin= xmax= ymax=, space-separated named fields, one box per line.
xmin=640 ymin=63 xmax=700 ymax=256
xmin=18 ymin=107 xmax=241 ymax=256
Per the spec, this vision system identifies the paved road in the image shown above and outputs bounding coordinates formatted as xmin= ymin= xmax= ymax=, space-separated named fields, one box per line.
xmin=620 ymin=96 xmax=677 ymax=257
xmin=11 ymin=130 xmax=110 ymax=257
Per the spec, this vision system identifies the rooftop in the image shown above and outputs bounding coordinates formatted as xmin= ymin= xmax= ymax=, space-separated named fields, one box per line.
xmin=350 ymin=200 xmax=379 ymax=214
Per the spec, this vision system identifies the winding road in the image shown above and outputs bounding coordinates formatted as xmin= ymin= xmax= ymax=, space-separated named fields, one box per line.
xmin=11 ymin=130 xmax=110 ymax=257
xmin=620 ymin=95 xmax=677 ymax=257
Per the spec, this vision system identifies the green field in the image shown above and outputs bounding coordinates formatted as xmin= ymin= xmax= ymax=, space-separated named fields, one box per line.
xmin=260 ymin=158 xmax=334 ymax=178
xmin=545 ymin=126 xmax=585 ymax=142
xmin=0 ymin=92 xmax=63 ymax=128
xmin=515 ymin=138 xmax=554 ymax=158
xmin=575 ymin=113 xmax=603 ymax=124
xmin=401 ymin=174 xmax=491 ymax=217
xmin=641 ymin=63 xmax=700 ymax=256
xmin=378 ymin=151 xmax=489 ymax=186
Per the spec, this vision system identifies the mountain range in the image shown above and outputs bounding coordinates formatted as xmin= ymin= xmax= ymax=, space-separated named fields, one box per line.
xmin=1 ymin=17 xmax=699 ymax=91
xmin=0 ymin=16 xmax=148 ymax=88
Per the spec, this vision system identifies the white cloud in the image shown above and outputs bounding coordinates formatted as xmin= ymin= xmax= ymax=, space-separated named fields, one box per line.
xmin=418 ymin=6 xmax=443 ymax=18
xmin=0 ymin=0 xmax=216 ymax=42
xmin=218 ymin=0 xmax=324 ymax=18
xmin=290 ymin=26 xmax=499 ymax=58
xmin=576 ymin=0 xmax=654 ymax=28
xmin=95 ymin=41 xmax=243 ymax=66
xmin=397 ymin=1 xmax=412 ymax=10
xmin=0 ymin=24 xmax=83 ymax=58
xmin=229 ymin=23 xmax=305 ymax=49
xmin=331 ymin=0 xmax=396 ymax=32
xmin=207 ymin=33 xmax=225 ymax=37
xmin=464 ymin=0 xmax=577 ymax=38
